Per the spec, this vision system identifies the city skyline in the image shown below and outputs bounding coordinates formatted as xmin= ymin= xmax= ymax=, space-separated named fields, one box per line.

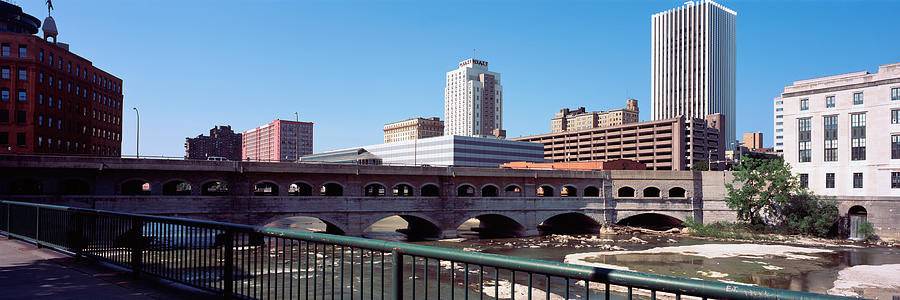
xmin=12 ymin=0 xmax=899 ymax=157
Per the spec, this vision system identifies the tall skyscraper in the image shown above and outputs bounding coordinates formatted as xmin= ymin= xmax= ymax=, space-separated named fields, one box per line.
xmin=650 ymin=0 xmax=736 ymax=149
xmin=185 ymin=125 xmax=242 ymax=160
xmin=444 ymin=58 xmax=504 ymax=139
xmin=242 ymin=119 xmax=313 ymax=162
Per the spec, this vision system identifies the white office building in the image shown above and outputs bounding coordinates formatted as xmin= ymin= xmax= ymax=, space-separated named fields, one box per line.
xmin=774 ymin=62 xmax=900 ymax=197
xmin=444 ymin=58 xmax=505 ymax=139
xmin=650 ymin=0 xmax=737 ymax=149
xmin=361 ymin=135 xmax=545 ymax=167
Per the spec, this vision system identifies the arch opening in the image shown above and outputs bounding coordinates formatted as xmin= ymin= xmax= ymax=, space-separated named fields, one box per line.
xmin=201 ymin=181 xmax=229 ymax=196
xmin=9 ymin=178 xmax=43 ymax=195
xmin=59 ymin=179 xmax=90 ymax=195
xmin=321 ymin=183 xmax=343 ymax=196
xmin=457 ymin=214 xmax=525 ymax=238
xmin=122 ymin=180 xmax=151 ymax=195
xmin=162 ymin=180 xmax=191 ymax=196
xmin=848 ymin=205 xmax=868 ymax=240
xmin=393 ymin=184 xmax=414 ymax=197
xmin=669 ymin=187 xmax=686 ymax=198
xmin=504 ymin=185 xmax=522 ymax=197
xmin=481 ymin=185 xmax=499 ymax=197
xmin=457 ymin=185 xmax=475 ymax=197
xmin=364 ymin=215 xmax=441 ymax=242
xmin=538 ymin=213 xmax=602 ymax=235
xmin=561 ymin=186 xmax=577 ymax=197
xmin=617 ymin=187 xmax=635 ymax=198
xmin=583 ymin=186 xmax=600 ymax=197
xmin=263 ymin=216 xmax=345 ymax=235
xmin=288 ymin=182 xmax=312 ymax=196
xmin=537 ymin=185 xmax=554 ymax=197
xmin=365 ymin=183 xmax=386 ymax=196
xmin=616 ymin=213 xmax=683 ymax=231
xmin=253 ymin=182 xmax=279 ymax=196
xmin=421 ymin=184 xmax=440 ymax=197
xmin=643 ymin=187 xmax=661 ymax=198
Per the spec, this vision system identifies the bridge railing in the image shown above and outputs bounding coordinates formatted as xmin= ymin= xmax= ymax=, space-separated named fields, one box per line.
xmin=0 ymin=200 xmax=851 ymax=300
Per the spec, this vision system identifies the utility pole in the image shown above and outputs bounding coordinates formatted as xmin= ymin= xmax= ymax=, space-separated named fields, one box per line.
xmin=132 ymin=107 xmax=139 ymax=159
xmin=294 ymin=112 xmax=299 ymax=162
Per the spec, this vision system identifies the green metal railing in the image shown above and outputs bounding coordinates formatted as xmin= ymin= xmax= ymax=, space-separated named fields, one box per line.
xmin=1 ymin=200 xmax=853 ymax=300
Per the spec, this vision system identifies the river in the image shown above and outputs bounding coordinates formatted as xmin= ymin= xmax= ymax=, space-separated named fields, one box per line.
xmin=267 ymin=216 xmax=900 ymax=298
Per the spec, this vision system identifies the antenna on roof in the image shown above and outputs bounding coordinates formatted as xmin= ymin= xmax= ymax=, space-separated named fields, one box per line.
xmin=473 ymin=48 xmax=476 ymax=59
xmin=45 ymin=0 xmax=53 ymax=16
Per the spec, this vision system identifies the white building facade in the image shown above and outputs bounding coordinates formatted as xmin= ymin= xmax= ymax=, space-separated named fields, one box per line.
xmin=650 ymin=0 xmax=736 ymax=149
xmin=444 ymin=58 xmax=504 ymax=139
xmin=774 ymin=62 xmax=900 ymax=197
xmin=360 ymin=135 xmax=545 ymax=167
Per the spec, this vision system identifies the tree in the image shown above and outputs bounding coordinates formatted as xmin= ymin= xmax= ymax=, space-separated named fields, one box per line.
xmin=725 ymin=155 xmax=799 ymax=225
xmin=691 ymin=160 xmax=710 ymax=171
xmin=782 ymin=192 xmax=839 ymax=237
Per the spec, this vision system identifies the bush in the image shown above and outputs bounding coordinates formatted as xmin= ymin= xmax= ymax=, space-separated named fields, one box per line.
xmin=782 ymin=193 xmax=839 ymax=238
xmin=681 ymin=217 xmax=778 ymax=241
xmin=857 ymin=221 xmax=877 ymax=241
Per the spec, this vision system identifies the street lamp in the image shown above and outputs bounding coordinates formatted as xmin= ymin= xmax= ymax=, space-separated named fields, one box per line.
xmin=132 ymin=107 xmax=139 ymax=159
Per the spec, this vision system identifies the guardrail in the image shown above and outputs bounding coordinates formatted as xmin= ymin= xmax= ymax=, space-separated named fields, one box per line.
xmin=0 ymin=200 xmax=852 ymax=300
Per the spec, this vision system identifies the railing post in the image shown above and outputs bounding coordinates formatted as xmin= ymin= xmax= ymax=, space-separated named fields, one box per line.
xmin=223 ymin=229 xmax=234 ymax=299
xmin=392 ymin=249 xmax=403 ymax=300
xmin=131 ymin=217 xmax=143 ymax=279
xmin=34 ymin=206 xmax=41 ymax=247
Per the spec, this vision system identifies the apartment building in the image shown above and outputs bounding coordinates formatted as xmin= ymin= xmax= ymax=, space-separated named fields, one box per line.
xmin=551 ymin=99 xmax=639 ymax=133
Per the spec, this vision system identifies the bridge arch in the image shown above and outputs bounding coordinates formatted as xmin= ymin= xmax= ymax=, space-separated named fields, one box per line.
xmin=260 ymin=215 xmax=348 ymax=235
xmin=481 ymin=184 xmax=499 ymax=197
xmin=288 ymin=181 xmax=313 ymax=196
xmin=121 ymin=178 xmax=152 ymax=195
xmin=643 ymin=186 xmax=661 ymax=198
xmin=504 ymin=184 xmax=523 ymax=197
xmin=456 ymin=213 xmax=525 ymax=238
xmin=58 ymin=178 xmax=91 ymax=195
xmin=583 ymin=186 xmax=600 ymax=197
xmin=560 ymin=185 xmax=577 ymax=197
xmin=537 ymin=185 xmax=555 ymax=197
xmin=364 ymin=182 xmax=387 ymax=196
xmin=8 ymin=177 xmax=43 ymax=195
xmin=162 ymin=179 xmax=192 ymax=196
xmin=392 ymin=183 xmax=415 ymax=197
xmin=538 ymin=212 xmax=602 ymax=235
xmin=617 ymin=186 xmax=635 ymax=198
xmin=668 ymin=187 xmax=686 ymax=198
xmin=420 ymin=183 xmax=440 ymax=197
xmin=200 ymin=179 xmax=229 ymax=196
xmin=616 ymin=213 xmax=683 ymax=230
xmin=252 ymin=181 xmax=280 ymax=196
xmin=320 ymin=182 xmax=344 ymax=196
xmin=364 ymin=213 xmax=442 ymax=241
xmin=457 ymin=184 xmax=476 ymax=197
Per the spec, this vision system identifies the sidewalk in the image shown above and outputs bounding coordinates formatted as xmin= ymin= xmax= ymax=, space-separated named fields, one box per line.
xmin=0 ymin=238 xmax=218 ymax=300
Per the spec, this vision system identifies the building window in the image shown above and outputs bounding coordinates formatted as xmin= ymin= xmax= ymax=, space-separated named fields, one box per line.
xmin=1 ymin=89 xmax=9 ymax=101
xmin=824 ymin=115 xmax=838 ymax=162
xmin=798 ymin=118 xmax=811 ymax=162
xmin=894 ymin=109 xmax=900 ymax=124
xmin=38 ymin=94 xmax=42 ymax=104
xmin=39 ymin=72 xmax=43 ymax=83
xmin=826 ymin=96 xmax=835 ymax=108
xmin=17 ymin=69 xmax=25 ymax=80
xmin=775 ymin=100 xmax=783 ymax=105
xmin=16 ymin=90 xmax=25 ymax=102
xmin=826 ymin=173 xmax=835 ymax=189
xmin=0 ymin=132 xmax=6 ymax=144
xmin=16 ymin=133 xmax=24 ymax=146
xmin=39 ymin=49 xmax=43 ymax=62
xmin=48 ymin=53 xmax=52 ymax=65
xmin=18 ymin=45 xmax=26 ymax=58
xmin=800 ymin=99 xmax=809 ymax=111
xmin=893 ymin=172 xmax=900 ymax=189
xmin=16 ymin=110 xmax=25 ymax=124
xmin=776 ymin=121 xmax=783 ymax=126
xmin=853 ymin=92 xmax=863 ymax=105
xmin=776 ymin=107 xmax=783 ymax=112
xmin=1 ymin=67 xmax=9 ymax=79
xmin=38 ymin=115 xmax=42 ymax=126
xmin=851 ymin=113 xmax=866 ymax=160
xmin=1 ymin=43 xmax=9 ymax=56
xmin=893 ymin=134 xmax=900 ymax=159
xmin=893 ymin=88 xmax=900 ymax=101
xmin=799 ymin=174 xmax=808 ymax=188
xmin=853 ymin=173 xmax=863 ymax=188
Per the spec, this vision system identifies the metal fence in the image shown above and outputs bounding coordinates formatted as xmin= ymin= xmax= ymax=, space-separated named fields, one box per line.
xmin=0 ymin=200 xmax=852 ymax=300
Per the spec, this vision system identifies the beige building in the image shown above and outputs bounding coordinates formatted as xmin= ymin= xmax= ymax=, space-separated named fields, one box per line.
xmin=383 ymin=117 xmax=444 ymax=143
xmin=515 ymin=114 xmax=724 ymax=171
xmin=742 ymin=132 xmax=763 ymax=150
xmin=551 ymin=99 xmax=640 ymax=133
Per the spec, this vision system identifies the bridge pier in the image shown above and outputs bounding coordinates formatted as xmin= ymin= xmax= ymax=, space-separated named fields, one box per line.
xmin=440 ymin=230 xmax=458 ymax=239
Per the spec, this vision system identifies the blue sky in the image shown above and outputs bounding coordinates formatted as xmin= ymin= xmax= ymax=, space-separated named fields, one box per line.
xmin=17 ymin=0 xmax=900 ymax=156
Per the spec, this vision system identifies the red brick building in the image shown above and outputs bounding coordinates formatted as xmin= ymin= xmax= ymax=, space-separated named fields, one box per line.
xmin=242 ymin=119 xmax=313 ymax=162
xmin=500 ymin=159 xmax=647 ymax=171
xmin=0 ymin=3 xmax=123 ymax=157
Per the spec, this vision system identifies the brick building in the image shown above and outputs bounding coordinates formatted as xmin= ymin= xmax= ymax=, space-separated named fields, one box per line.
xmin=185 ymin=125 xmax=242 ymax=160
xmin=242 ymin=119 xmax=313 ymax=162
xmin=0 ymin=3 xmax=123 ymax=157
xmin=500 ymin=159 xmax=646 ymax=171
xmin=551 ymin=99 xmax=640 ymax=133
xmin=383 ymin=117 xmax=443 ymax=143
xmin=512 ymin=115 xmax=724 ymax=171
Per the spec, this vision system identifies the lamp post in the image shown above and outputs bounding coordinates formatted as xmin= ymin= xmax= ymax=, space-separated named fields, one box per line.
xmin=294 ymin=112 xmax=299 ymax=162
xmin=132 ymin=107 xmax=139 ymax=159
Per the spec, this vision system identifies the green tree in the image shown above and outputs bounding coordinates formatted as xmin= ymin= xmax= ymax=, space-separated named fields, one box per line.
xmin=691 ymin=160 xmax=710 ymax=171
xmin=782 ymin=192 xmax=839 ymax=237
xmin=725 ymin=156 xmax=799 ymax=225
